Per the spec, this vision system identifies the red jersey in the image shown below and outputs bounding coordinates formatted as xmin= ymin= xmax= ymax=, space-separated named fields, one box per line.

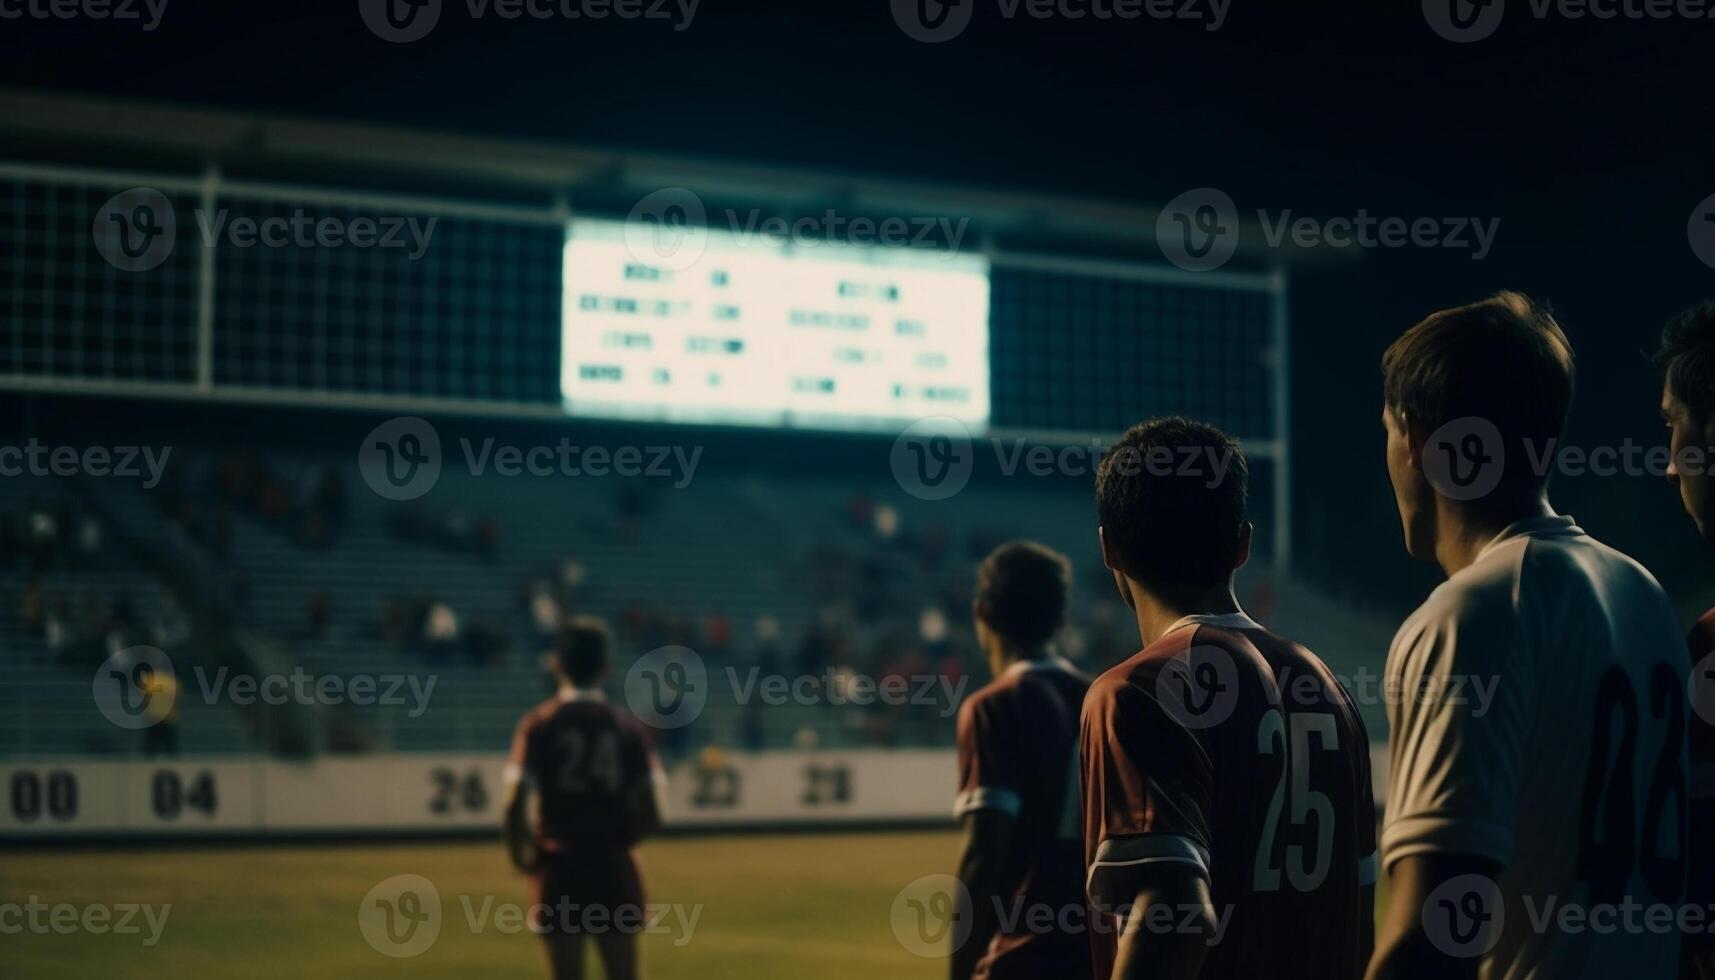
xmin=507 ymin=690 xmax=658 ymax=856
xmin=1684 ymin=610 xmax=1715 ymax=980
xmin=1080 ymin=613 xmax=1375 ymax=980
xmin=955 ymin=656 xmax=1093 ymax=979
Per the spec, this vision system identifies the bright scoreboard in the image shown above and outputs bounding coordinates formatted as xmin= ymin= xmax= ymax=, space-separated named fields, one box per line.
xmin=561 ymin=219 xmax=990 ymax=431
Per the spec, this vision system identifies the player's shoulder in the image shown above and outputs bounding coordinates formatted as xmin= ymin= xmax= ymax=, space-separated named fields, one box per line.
xmin=1222 ymin=620 xmax=1338 ymax=685
xmin=608 ymin=702 xmax=654 ymax=742
xmin=518 ymin=693 xmax=646 ymax=735
xmin=1397 ymin=532 xmax=1532 ymax=652
xmin=514 ymin=696 xmax=564 ymax=733
xmin=958 ymin=661 xmax=1032 ymax=720
xmin=1413 ymin=518 xmax=1670 ymax=637
xmin=1087 ymin=627 xmax=1199 ymax=708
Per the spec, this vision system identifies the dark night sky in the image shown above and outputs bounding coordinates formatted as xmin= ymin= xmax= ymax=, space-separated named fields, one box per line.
xmin=4 ymin=0 xmax=1713 ymax=613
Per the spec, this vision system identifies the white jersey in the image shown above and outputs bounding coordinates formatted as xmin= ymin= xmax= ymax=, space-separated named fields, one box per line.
xmin=1382 ymin=515 xmax=1692 ymax=980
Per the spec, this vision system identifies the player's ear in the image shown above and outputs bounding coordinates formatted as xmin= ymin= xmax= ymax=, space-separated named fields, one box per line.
xmin=1233 ymin=521 xmax=1253 ymax=571
xmin=1098 ymin=527 xmax=1138 ymax=612
xmin=1098 ymin=525 xmax=1119 ymax=572
xmin=1400 ymin=410 xmax=1431 ymax=471
xmin=972 ymin=598 xmax=992 ymax=627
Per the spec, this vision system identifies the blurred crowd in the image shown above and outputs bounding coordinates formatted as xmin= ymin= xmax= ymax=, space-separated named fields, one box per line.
xmin=4 ymin=496 xmax=188 ymax=667
xmin=3 ymin=456 xmax=1140 ymax=756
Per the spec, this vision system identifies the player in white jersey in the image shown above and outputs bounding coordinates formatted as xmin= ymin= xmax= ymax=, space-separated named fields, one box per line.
xmin=1367 ymin=292 xmax=1692 ymax=980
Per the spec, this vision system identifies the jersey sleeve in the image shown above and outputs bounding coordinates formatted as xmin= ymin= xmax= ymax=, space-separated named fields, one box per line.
xmin=1380 ymin=599 xmax=1532 ymax=870
xmin=953 ymin=692 xmax=1023 ymax=820
xmin=1080 ymin=667 xmax=1215 ymax=909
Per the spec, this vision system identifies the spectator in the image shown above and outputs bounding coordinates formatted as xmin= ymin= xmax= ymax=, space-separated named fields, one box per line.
xmin=18 ymin=578 xmax=45 ymax=634
xmin=529 ymin=584 xmax=562 ymax=637
xmin=703 ymin=614 xmax=732 ymax=657
xmin=305 ymin=591 xmax=333 ymax=640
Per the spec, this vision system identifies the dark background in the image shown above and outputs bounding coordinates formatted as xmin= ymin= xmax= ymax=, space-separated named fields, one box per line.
xmin=4 ymin=0 xmax=1712 ymax=619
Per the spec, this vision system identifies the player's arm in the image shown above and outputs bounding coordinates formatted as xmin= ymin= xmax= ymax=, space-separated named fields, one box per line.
xmin=1366 ymin=605 xmax=1527 ymax=980
xmin=1107 ymin=863 xmax=1215 ymax=980
xmin=625 ymin=759 xmax=666 ymax=845
xmin=1082 ymin=672 xmax=1218 ymax=980
xmin=1365 ymin=853 xmax=1498 ymax=980
xmin=501 ymin=769 xmax=539 ymax=873
xmin=949 ymin=694 xmax=1023 ymax=980
xmin=951 ymin=807 xmax=1015 ymax=980
xmin=623 ymin=726 xmax=667 ymax=846
xmin=501 ymin=716 xmax=540 ymax=873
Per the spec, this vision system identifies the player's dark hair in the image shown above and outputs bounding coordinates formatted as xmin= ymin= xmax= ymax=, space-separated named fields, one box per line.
xmin=1382 ymin=290 xmax=1574 ymax=489
xmin=1095 ymin=416 xmax=1248 ymax=593
xmin=1654 ymin=301 xmax=1715 ymax=425
xmin=553 ymin=615 xmax=610 ymax=687
xmin=973 ymin=541 xmax=1072 ymax=650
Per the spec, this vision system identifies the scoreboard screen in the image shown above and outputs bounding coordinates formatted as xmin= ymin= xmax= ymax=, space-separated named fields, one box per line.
xmin=561 ymin=218 xmax=990 ymax=431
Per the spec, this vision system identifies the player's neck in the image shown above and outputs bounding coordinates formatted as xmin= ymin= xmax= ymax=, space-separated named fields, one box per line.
xmin=1434 ymin=493 xmax=1555 ymax=577
xmin=1131 ymin=582 xmax=1242 ymax=647
xmin=989 ymin=642 xmax=1049 ymax=677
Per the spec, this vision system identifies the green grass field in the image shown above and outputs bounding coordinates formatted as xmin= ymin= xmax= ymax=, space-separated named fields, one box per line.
xmin=1 ymin=831 xmax=965 ymax=979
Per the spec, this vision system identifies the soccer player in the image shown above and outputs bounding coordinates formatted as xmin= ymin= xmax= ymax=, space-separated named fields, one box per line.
xmin=1367 ymin=292 xmax=1690 ymax=980
xmin=1654 ymin=301 xmax=1715 ymax=980
xmin=503 ymin=616 xmax=664 ymax=980
xmin=952 ymin=541 xmax=1093 ymax=980
xmin=1082 ymin=417 xmax=1376 ymax=980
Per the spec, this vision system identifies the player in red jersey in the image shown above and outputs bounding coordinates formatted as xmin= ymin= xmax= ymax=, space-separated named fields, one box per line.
xmin=1655 ymin=302 xmax=1715 ymax=980
xmin=1081 ymin=417 xmax=1376 ymax=980
xmin=952 ymin=541 xmax=1093 ymax=980
xmin=503 ymin=616 xmax=664 ymax=980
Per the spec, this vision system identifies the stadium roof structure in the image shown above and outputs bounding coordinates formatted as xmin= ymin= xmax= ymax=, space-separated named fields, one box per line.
xmin=0 ymin=86 xmax=1337 ymax=271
